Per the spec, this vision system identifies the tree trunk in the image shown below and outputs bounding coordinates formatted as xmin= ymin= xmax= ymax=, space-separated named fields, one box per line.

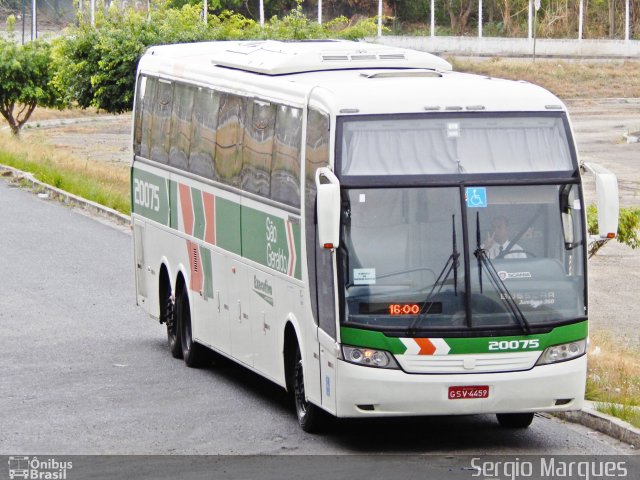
xmin=502 ymin=0 xmax=511 ymax=33
xmin=1 ymin=103 xmax=37 ymax=136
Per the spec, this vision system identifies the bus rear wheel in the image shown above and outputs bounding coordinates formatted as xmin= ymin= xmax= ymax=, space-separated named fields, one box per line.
xmin=177 ymin=284 xmax=207 ymax=368
xmin=292 ymin=346 xmax=323 ymax=433
xmin=496 ymin=412 xmax=535 ymax=428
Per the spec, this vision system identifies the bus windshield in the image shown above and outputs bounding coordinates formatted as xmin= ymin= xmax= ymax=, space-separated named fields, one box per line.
xmin=340 ymin=184 xmax=586 ymax=333
xmin=339 ymin=114 xmax=574 ymax=176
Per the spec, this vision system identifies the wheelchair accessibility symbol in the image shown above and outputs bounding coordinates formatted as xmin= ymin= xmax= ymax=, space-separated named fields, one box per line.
xmin=466 ymin=187 xmax=487 ymax=208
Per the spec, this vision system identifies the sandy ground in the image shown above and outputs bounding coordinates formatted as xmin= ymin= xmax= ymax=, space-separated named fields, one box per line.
xmin=20 ymin=99 xmax=640 ymax=346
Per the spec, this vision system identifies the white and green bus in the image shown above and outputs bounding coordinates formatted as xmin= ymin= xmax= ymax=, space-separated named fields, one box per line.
xmin=131 ymin=40 xmax=618 ymax=432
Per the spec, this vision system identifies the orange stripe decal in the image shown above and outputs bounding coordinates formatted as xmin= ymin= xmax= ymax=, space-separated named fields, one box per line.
xmin=179 ymin=183 xmax=194 ymax=236
xmin=202 ymin=192 xmax=215 ymax=244
xmin=415 ymin=338 xmax=437 ymax=355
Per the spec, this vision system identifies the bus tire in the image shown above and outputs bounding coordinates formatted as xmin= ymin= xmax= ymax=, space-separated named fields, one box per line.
xmin=177 ymin=283 xmax=207 ymax=368
xmin=292 ymin=346 xmax=323 ymax=433
xmin=163 ymin=285 xmax=182 ymax=359
xmin=496 ymin=412 xmax=535 ymax=428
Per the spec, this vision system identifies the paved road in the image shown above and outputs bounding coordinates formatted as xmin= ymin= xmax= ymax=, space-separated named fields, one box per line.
xmin=0 ymin=180 xmax=636 ymax=458
xmin=568 ymin=99 xmax=640 ymax=346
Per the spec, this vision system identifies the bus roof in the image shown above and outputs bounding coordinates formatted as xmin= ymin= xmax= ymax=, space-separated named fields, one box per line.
xmin=139 ymin=40 xmax=566 ymax=115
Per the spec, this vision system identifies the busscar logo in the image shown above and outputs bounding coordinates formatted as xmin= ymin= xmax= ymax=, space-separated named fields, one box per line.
xmin=253 ymin=275 xmax=274 ymax=306
xmin=8 ymin=457 xmax=73 ymax=480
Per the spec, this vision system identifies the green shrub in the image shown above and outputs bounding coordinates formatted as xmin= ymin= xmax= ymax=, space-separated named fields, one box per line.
xmin=587 ymin=204 xmax=640 ymax=256
xmin=51 ymin=1 xmax=378 ymax=114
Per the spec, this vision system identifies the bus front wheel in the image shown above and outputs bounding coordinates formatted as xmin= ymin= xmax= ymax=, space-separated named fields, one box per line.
xmin=496 ymin=412 xmax=535 ymax=428
xmin=292 ymin=346 xmax=323 ymax=433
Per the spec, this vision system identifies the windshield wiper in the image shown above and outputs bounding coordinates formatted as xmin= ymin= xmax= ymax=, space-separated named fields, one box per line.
xmin=474 ymin=212 xmax=532 ymax=335
xmin=407 ymin=215 xmax=459 ymax=335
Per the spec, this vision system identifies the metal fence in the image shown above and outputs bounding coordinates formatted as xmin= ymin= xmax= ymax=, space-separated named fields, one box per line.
xmin=0 ymin=0 xmax=637 ymax=43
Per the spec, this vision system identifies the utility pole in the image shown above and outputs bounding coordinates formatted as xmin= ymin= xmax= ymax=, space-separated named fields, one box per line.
xmin=31 ymin=0 xmax=36 ymax=40
xmin=430 ymin=0 xmax=434 ymax=38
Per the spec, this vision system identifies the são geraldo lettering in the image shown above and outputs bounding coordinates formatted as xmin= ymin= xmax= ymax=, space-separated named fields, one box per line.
xmin=265 ymin=217 xmax=288 ymax=273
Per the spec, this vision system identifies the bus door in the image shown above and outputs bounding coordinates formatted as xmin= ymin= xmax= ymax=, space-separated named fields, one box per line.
xmin=133 ymin=219 xmax=147 ymax=306
xmin=316 ymin=244 xmax=338 ymax=414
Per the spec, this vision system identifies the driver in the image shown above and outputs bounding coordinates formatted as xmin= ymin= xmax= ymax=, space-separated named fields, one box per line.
xmin=484 ymin=216 xmax=526 ymax=259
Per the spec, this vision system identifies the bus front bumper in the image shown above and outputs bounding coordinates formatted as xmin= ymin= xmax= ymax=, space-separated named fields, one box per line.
xmin=334 ymin=355 xmax=586 ymax=418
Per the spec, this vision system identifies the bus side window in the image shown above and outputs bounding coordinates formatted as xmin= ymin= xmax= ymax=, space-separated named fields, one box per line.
xmin=189 ymin=87 xmax=219 ymax=179
xmin=271 ymin=105 xmax=302 ymax=208
xmin=169 ymin=83 xmax=195 ymax=172
xmin=215 ymin=93 xmax=243 ymax=187
xmin=304 ymin=108 xmax=333 ymax=336
xmin=133 ymin=75 xmax=146 ymax=157
xmin=241 ymin=100 xmax=275 ymax=197
xmin=150 ymin=79 xmax=173 ymax=165
xmin=139 ymin=76 xmax=157 ymax=160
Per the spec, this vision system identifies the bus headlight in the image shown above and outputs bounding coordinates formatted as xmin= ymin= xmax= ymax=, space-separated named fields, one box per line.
xmin=341 ymin=345 xmax=399 ymax=369
xmin=536 ymin=339 xmax=587 ymax=365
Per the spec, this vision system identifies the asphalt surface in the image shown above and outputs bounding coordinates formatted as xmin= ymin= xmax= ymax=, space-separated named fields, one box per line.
xmin=568 ymin=99 xmax=640 ymax=347
xmin=0 ymin=179 xmax=637 ymax=459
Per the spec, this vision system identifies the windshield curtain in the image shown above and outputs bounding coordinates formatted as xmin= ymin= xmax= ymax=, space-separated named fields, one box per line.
xmin=340 ymin=115 xmax=573 ymax=176
xmin=340 ymin=185 xmax=586 ymax=333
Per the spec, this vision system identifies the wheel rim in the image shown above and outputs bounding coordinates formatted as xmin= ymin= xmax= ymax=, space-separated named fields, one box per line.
xmin=294 ymin=357 xmax=308 ymax=420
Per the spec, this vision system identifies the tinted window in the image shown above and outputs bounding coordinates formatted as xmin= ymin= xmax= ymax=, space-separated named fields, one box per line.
xmin=304 ymin=108 xmax=333 ymax=334
xmin=189 ymin=87 xmax=219 ymax=179
xmin=271 ymin=105 xmax=302 ymax=207
xmin=150 ymin=80 xmax=173 ymax=164
xmin=169 ymin=83 xmax=195 ymax=171
xmin=215 ymin=93 xmax=243 ymax=187
xmin=241 ymin=100 xmax=275 ymax=196
xmin=139 ymin=76 xmax=157 ymax=160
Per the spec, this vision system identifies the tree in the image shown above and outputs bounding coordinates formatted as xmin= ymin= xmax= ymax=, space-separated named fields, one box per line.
xmin=444 ymin=0 xmax=476 ymax=33
xmin=52 ymin=3 xmax=378 ymax=113
xmin=0 ymin=39 xmax=63 ymax=135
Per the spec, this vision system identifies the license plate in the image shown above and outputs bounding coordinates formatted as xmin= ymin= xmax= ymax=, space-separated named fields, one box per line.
xmin=448 ymin=385 xmax=489 ymax=400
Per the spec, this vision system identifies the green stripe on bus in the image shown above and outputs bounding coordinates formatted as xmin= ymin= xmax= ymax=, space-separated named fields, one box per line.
xmin=192 ymin=188 xmax=205 ymax=240
xmin=292 ymin=221 xmax=301 ymax=280
xmin=443 ymin=321 xmax=588 ymax=354
xmin=169 ymin=179 xmax=178 ymax=229
xmin=216 ymin=197 xmax=241 ymax=255
xmin=340 ymin=321 xmax=588 ymax=355
xmin=132 ymin=168 xmax=170 ymax=226
xmin=340 ymin=327 xmax=407 ymax=354
xmin=241 ymin=207 xmax=293 ymax=278
xmin=200 ymin=246 xmax=214 ymax=299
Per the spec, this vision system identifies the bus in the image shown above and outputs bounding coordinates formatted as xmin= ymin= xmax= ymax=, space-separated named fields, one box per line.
xmin=131 ymin=40 xmax=619 ymax=432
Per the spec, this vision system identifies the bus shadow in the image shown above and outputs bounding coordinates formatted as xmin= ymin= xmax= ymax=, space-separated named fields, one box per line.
xmin=149 ymin=339 xmax=548 ymax=453
xmin=323 ymin=415 xmax=548 ymax=453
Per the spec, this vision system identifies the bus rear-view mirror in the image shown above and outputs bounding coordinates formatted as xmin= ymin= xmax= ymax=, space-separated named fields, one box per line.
xmin=315 ymin=167 xmax=341 ymax=249
xmin=582 ymin=162 xmax=619 ymax=239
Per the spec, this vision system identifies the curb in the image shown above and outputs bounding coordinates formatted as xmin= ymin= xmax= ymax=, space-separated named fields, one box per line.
xmin=555 ymin=403 xmax=640 ymax=448
xmin=0 ymin=164 xmax=131 ymax=227
xmin=2 ymin=164 xmax=639 ymax=449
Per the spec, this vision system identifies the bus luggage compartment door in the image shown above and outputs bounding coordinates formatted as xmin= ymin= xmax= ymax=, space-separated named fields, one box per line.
xmin=133 ymin=219 xmax=147 ymax=305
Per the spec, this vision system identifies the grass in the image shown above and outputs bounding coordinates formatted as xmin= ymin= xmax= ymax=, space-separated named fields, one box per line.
xmin=586 ymin=332 xmax=640 ymax=428
xmin=451 ymin=58 xmax=640 ymax=99
xmin=0 ymin=132 xmax=130 ymax=214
